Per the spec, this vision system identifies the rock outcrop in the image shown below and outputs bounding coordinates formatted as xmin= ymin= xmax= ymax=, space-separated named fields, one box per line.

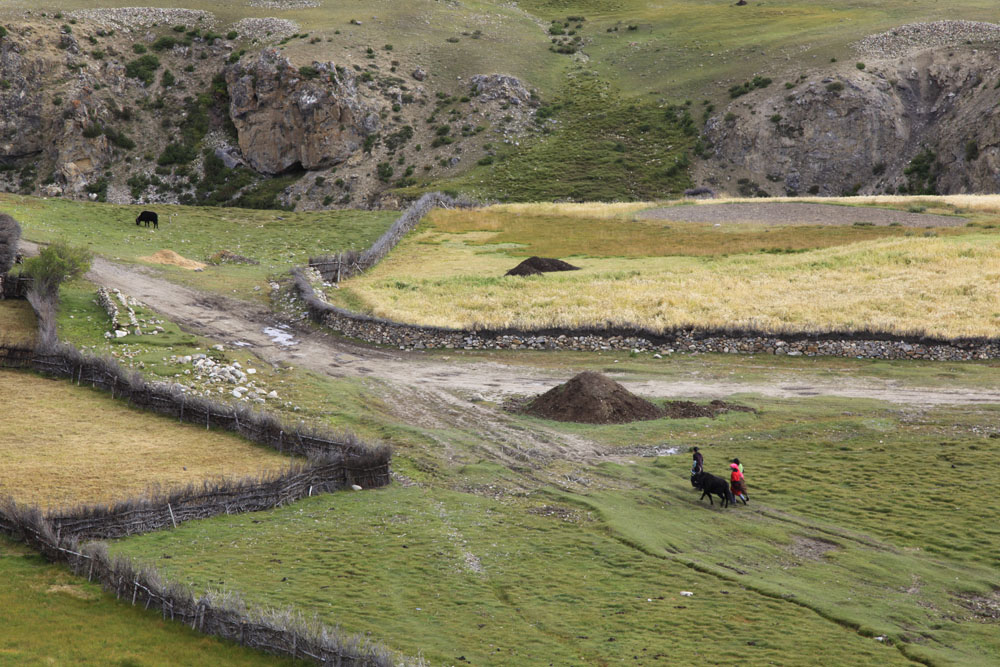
xmin=225 ymin=50 xmax=378 ymax=174
xmin=704 ymin=46 xmax=1000 ymax=196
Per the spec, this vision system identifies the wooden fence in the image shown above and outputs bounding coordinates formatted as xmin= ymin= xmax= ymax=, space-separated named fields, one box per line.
xmin=0 ymin=272 xmax=29 ymax=299
xmin=0 ymin=503 xmax=403 ymax=666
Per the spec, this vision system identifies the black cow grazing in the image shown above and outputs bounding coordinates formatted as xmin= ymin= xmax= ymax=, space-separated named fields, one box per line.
xmin=693 ymin=472 xmax=736 ymax=508
xmin=136 ymin=210 xmax=158 ymax=229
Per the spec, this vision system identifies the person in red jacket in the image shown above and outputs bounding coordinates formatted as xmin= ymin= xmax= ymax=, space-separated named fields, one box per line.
xmin=730 ymin=463 xmax=748 ymax=504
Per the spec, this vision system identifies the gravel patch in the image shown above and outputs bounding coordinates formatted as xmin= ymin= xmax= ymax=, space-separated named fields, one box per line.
xmin=855 ymin=21 xmax=1000 ymax=59
xmin=247 ymin=0 xmax=320 ymax=8
xmin=233 ymin=17 xmax=300 ymax=42
xmin=67 ymin=7 xmax=216 ymax=32
xmin=638 ymin=202 xmax=965 ymax=227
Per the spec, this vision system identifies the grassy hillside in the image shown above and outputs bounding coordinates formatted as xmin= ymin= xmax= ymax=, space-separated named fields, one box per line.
xmin=3 ymin=1 xmax=997 ymax=201
xmin=334 ymin=198 xmax=1000 ymax=337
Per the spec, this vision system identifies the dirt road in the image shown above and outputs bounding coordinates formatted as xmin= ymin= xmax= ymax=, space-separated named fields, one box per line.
xmin=21 ymin=241 xmax=1000 ymax=410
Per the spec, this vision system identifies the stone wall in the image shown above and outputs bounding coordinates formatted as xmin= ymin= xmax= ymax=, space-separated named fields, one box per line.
xmin=294 ymin=275 xmax=1000 ymax=361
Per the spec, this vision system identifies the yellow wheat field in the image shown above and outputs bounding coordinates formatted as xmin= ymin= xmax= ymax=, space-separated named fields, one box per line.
xmin=0 ymin=370 xmax=295 ymax=510
xmin=342 ymin=213 xmax=1000 ymax=337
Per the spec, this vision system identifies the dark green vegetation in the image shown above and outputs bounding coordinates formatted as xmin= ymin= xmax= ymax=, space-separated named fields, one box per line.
xmin=448 ymin=77 xmax=697 ymax=201
xmin=0 ymin=536 xmax=295 ymax=665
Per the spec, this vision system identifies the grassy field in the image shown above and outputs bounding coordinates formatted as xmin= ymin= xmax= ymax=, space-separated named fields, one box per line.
xmin=332 ymin=199 xmax=1000 ymax=337
xmin=111 ymin=389 xmax=1000 ymax=665
xmin=0 ymin=535 xmax=294 ymax=665
xmin=1 ymin=194 xmax=395 ymax=300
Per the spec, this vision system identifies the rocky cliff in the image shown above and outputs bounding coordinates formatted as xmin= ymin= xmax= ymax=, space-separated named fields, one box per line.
xmin=225 ymin=49 xmax=378 ymax=175
xmin=703 ymin=46 xmax=1000 ymax=196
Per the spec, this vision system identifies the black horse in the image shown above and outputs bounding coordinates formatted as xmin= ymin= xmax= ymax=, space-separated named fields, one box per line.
xmin=693 ymin=471 xmax=736 ymax=508
xmin=136 ymin=210 xmax=158 ymax=229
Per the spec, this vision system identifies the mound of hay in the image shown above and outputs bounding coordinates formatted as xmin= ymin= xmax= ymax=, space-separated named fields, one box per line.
xmin=139 ymin=249 xmax=206 ymax=270
xmin=506 ymin=256 xmax=580 ymax=276
xmin=524 ymin=372 xmax=663 ymax=424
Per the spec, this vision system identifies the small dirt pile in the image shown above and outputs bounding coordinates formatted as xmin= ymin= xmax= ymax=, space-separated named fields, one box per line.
xmin=523 ymin=372 xmax=662 ymax=424
xmin=505 ymin=256 xmax=580 ymax=277
xmin=662 ymin=399 xmax=755 ymax=419
xmin=139 ymin=250 xmax=206 ymax=270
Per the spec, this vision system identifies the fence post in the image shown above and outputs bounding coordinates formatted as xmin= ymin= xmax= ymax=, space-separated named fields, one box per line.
xmin=167 ymin=503 xmax=177 ymax=529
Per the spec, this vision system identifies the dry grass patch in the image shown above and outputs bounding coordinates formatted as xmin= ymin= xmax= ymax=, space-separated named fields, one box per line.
xmin=0 ymin=301 xmax=36 ymax=345
xmin=426 ymin=208 xmax=954 ymax=257
xmin=344 ymin=227 xmax=1000 ymax=337
xmin=0 ymin=370 xmax=294 ymax=510
xmin=485 ymin=201 xmax=657 ymax=219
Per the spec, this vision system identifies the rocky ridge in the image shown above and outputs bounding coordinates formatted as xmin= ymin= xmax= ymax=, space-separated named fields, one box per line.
xmin=703 ymin=41 xmax=1000 ymax=196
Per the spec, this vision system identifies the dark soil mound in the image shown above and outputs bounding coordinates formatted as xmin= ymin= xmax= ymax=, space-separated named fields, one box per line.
xmin=506 ymin=256 xmax=581 ymax=276
xmin=662 ymin=399 xmax=755 ymax=419
xmin=523 ymin=372 xmax=663 ymax=424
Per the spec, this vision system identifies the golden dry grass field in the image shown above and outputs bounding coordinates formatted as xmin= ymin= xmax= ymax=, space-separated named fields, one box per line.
xmin=0 ymin=370 xmax=295 ymax=510
xmin=0 ymin=301 xmax=36 ymax=345
xmin=335 ymin=198 xmax=1000 ymax=338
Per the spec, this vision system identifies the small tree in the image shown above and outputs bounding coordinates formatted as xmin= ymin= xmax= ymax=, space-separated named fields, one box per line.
xmin=0 ymin=213 xmax=21 ymax=274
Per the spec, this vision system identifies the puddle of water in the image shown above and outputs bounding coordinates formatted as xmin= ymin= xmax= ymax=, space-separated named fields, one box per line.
xmin=263 ymin=326 xmax=298 ymax=347
xmin=232 ymin=341 xmax=251 ymax=347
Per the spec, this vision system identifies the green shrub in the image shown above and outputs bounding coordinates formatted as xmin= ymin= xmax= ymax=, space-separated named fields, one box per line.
xmin=132 ymin=43 xmax=147 ymax=54
xmin=769 ymin=114 xmax=782 ymax=123
xmin=23 ymin=241 xmax=92 ymax=296
xmin=965 ymin=139 xmax=979 ymax=161
xmin=161 ymin=70 xmax=175 ymax=87
xmin=376 ymin=162 xmax=394 ymax=181
xmin=856 ymin=62 xmax=866 ymax=70
xmin=227 ymin=30 xmax=238 ymax=40
xmin=0 ymin=26 xmax=7 ymax=39
xmin=158 ymin=142 xmax=197 ymax=166
xmin=151 ymin=36 xmax=179 ymax=51
xmin=826 ymin=81 xmax=844 ymax=92
xmin=125 ymin=55 xmax=161 ymax=85
xmin=298 ymin=65 xmax=320 ymax=79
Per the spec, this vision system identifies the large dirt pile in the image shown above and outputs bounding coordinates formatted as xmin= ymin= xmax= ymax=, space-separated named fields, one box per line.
xmin=505 ymin=257 xmax=581 ymax=276
xmin=523 ymin=372 xmax=662 ymax=424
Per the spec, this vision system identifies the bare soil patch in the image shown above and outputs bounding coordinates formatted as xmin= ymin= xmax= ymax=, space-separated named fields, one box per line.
xmin=957 ymin=590 xmax=1000 ymax=622
xmin=662 ymin=399 xmax=755 ymax=419
xmin=639 ymin=202 xmax=964 ymax=227
xmin=789 ymin=536 xmax=840 ymax=561
xmin=506 ymin=256 xmax=581 ymax=276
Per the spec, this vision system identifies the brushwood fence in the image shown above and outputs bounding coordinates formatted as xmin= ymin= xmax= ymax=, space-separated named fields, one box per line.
xmin=309 ymin=192 xmax=472 ymax=282
xmin=0 ymin=341 xmax=401 ymax=663
xmin=0 ymin=273 xmax=29 ymax=299
xmin=3 ymin=342 xmax=388 ymax=461
xmin=0 ymin=500 xmax=401 ymax=666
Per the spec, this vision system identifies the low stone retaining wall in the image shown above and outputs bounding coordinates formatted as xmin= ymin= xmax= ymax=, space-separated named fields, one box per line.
xmin=294 ymin=273 xmax=1000 ymax=361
